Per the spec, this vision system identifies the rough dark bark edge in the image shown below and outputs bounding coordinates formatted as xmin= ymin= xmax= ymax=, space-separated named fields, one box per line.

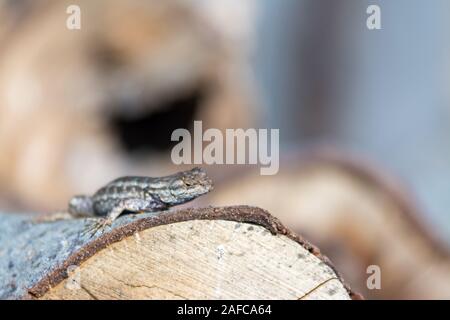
xmin=25 ymin=205 xmax=362 ymax=300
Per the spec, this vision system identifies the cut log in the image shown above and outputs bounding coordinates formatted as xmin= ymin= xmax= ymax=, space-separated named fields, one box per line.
xmin=0 ymin=206 xmax=358 ymax=300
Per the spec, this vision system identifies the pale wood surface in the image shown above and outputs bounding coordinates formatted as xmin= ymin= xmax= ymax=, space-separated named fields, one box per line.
xmin=42 ymin=220 xmax=350 ymax=300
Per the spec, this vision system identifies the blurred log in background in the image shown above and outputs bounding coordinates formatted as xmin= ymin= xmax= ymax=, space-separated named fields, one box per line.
xmin=0 ymin=0 xmax=259 ymax=210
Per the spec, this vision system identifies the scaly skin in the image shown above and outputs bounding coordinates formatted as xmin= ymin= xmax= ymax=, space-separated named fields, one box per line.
xmin=68 ymin=167 xmax=213 ymax=236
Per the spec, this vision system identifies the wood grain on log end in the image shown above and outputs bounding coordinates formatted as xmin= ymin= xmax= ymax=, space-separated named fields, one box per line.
xmin=0 ymin=206 xmax=360 ymax=300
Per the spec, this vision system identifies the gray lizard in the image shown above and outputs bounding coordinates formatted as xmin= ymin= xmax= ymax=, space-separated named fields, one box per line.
xmin=63 ymin=167 xmax=213 ymax=236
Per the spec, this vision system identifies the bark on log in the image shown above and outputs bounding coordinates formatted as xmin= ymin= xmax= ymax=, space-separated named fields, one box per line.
xmin=0 ymin=206 xmax=358 ymax=300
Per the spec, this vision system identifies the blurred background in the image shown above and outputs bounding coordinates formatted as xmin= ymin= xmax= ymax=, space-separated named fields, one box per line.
xmin=1 ymin=0 xmax=450 ymax=299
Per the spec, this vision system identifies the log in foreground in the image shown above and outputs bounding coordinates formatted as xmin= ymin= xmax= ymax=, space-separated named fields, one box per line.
xmin=0 ymin=206 xmax=360 ymax=300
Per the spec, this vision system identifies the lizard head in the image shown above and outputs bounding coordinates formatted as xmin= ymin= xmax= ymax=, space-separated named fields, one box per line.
xmin=167 ymin=167 xmax=213 ymax=203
